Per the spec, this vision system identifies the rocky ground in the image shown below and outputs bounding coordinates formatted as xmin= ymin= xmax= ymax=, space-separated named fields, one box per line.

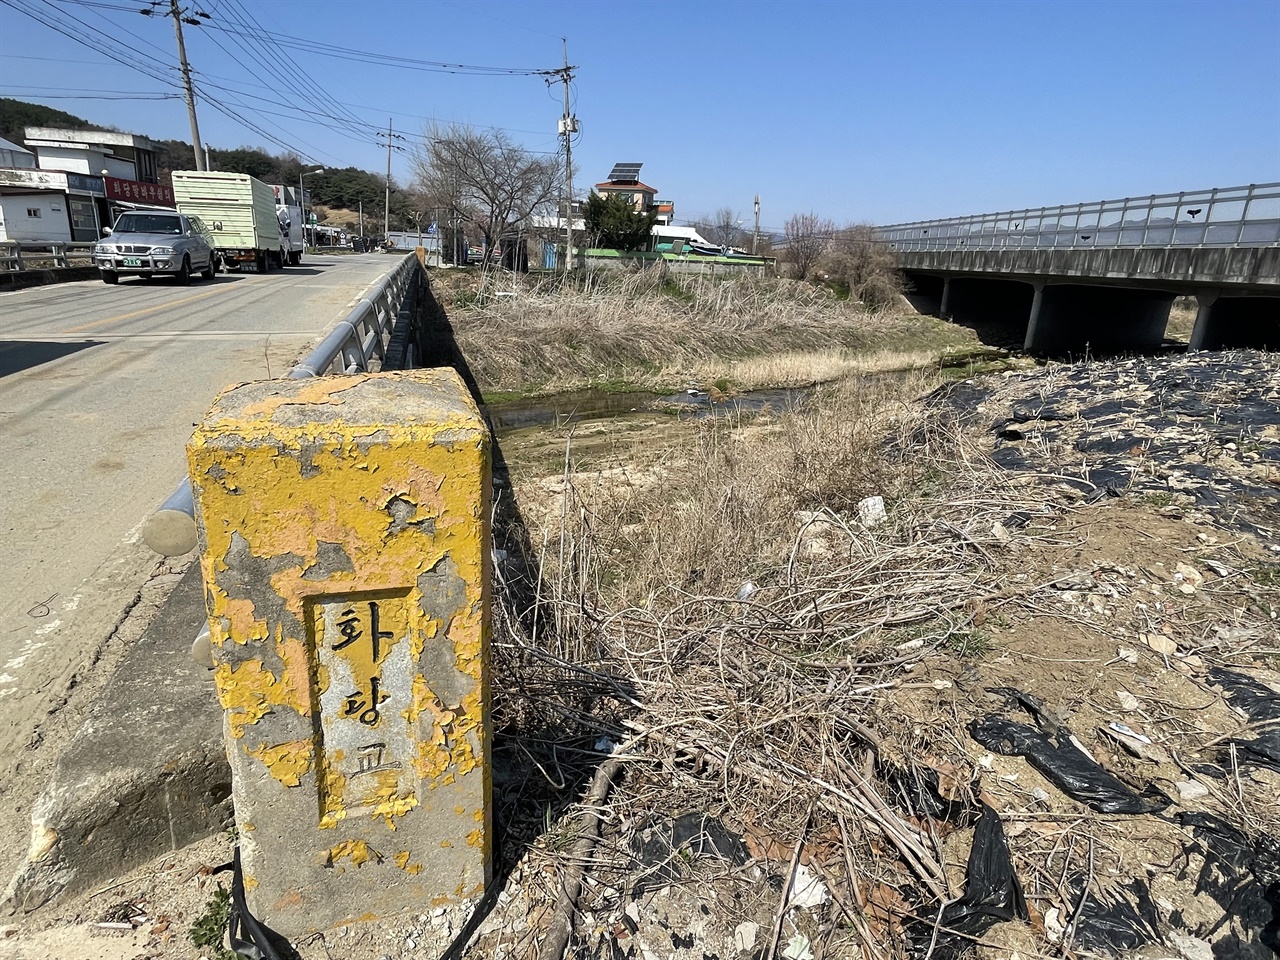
xmin=3 ymin=351 xmax=1277 ymax=960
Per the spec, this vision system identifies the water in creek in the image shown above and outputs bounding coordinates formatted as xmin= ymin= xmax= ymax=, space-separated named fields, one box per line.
xmin=485 ymin=387 xmax=810 ymax=434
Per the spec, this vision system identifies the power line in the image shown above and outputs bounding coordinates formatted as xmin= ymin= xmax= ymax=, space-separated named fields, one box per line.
xmin=2 ymin=0 xmax=325 ymax=164
xmin=211 ymin=0 xmax=369 ymax=139
xmin=204 ymin=19 xmax=557 ymax=76
xmin=0 ymin=90 xmax=182 ymax=100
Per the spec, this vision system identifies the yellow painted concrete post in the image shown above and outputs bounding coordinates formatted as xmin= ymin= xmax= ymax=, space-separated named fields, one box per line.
xmin=187 ymin=370 xmax=491 ymax=936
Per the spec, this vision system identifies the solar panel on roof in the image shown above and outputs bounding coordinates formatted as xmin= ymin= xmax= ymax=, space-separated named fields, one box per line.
xmin=608 ymin=162 xmax=643 ymax=182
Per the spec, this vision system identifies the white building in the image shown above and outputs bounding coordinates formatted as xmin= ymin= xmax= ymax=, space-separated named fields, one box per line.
xmin=0 ymin=192 xmax=71 ymax=243
xmin=24 ymin=127 xmax=159 ymax=183
xmin=0 ymin=127 xmax=170 ymax=243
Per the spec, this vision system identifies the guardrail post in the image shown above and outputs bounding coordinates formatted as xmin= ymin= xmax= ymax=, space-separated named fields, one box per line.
xmin=187 ymin=369 xmax=492 ymax=936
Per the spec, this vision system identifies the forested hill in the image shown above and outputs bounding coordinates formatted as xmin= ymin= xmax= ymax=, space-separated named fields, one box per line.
xmin=0 ymin=98 xmax=412 ymax=225
xmin=0 ymin=98 xmax=93 ymax=145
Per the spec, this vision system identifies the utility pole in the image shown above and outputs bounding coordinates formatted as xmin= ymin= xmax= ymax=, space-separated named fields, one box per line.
xmin=383 ymin=118 xmax=392 ymax=242
xmin=168 ymin=0 xmax=204 ymax=170
xmin=359 ymin=200 xmax=364 ymax=249
xmin=752 ymin=194 xmax=760 ymax=255
xmin=550 ymin=41 xmax=578 ymax=273
xmin=374 ymin=118 xmax=404 ymax=246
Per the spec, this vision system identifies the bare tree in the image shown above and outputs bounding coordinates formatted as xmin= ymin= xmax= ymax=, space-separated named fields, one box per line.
xmin=783 ymin=211 xmax=835 ymax=280
xmin=816 ymin=224 xmax=902 ymax=307
xmin=412 ymin=123 xmax=562 ymax=262
xmin=698 ymin=206 xmax=744 ymax=248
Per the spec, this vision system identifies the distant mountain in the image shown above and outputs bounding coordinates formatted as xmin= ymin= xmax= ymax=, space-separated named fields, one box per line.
xmin=0 ymin=97 xmax=94 ymax=146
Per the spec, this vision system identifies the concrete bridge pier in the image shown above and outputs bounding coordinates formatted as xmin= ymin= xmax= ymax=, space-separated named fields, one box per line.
xmin=1022 ymin=284 xmax=1174 ymax=354
xmin=1189 ymin=289 xmax=1279 ymax=350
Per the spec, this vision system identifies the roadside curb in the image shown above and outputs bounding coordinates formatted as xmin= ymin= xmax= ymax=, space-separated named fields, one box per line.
xmin=0 ymin=565 xmax=230 ymax=918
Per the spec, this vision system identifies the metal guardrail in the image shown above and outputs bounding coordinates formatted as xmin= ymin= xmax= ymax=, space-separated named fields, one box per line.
xmin=1 ymin=240 xmax=96 ymax=271
xmin=876 ymin=182 xmax=1280 ymax=252
xmin=142 ymin=252 xmax=422 ymax=556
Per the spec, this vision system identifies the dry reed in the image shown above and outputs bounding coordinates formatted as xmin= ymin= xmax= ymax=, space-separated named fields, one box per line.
xmin=439 ymin=266 xmax=974 ymax=397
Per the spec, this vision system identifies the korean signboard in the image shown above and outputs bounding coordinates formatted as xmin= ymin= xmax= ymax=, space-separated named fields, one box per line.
xmin=105 ymin=176 xmax=174 ymax=206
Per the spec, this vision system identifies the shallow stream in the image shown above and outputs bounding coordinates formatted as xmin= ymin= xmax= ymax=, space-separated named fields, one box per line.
xmin=484 ymin=386 xmax=810 ymax=435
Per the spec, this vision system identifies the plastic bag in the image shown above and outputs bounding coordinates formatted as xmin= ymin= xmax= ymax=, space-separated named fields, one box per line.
xmin=909 ymin=803 xmax=1027 ymax=959
xmin=213 ymin=848 xmax=296 ymax=960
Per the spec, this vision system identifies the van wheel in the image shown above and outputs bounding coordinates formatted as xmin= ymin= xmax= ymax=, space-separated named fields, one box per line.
xmin=289 ymin=250 xmax=302 ymax=266
xmin=256 ymin=251 xmax=267 ymax=273
xmin=101 ymin=270 xmax=118 ymax=285
xmin=176 ymin=256 xmax=191 ymax=286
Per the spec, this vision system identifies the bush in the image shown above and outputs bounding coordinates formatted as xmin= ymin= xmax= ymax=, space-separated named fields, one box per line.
xmin=815 ymin=224 xmax=902 ymax=309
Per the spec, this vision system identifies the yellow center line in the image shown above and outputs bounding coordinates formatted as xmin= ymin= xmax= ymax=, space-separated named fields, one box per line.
xmin=64 ymin=286 xmax=233 ymax=334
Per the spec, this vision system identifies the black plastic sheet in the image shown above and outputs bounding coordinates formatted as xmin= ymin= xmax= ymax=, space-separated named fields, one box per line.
xmin=1178 ymin=812 xmax=1280 ymax=959
xmin=1207 ymin=667 xmax=1280 ymax=773
xmin=214 ymin=848 xmax=297 ymax=960
xmin=1068 ymin=877 xmax=1163 ymax=953
xmin=629 ymin=812 xmax=749 ymax=894
xmin=908 ymin=803 xmax=1027 ymax=959
xmin=971 ymin=714 xmax=1169 ymax=815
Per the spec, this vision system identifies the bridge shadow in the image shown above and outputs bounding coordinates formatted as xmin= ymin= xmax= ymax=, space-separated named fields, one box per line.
xmin=0 ymin=339 xmax=105 ymax=378
xmin=399 ymin=270 xmax=636 ymax=950
xmin=902 ymin=273 xmax=1029 ymax=352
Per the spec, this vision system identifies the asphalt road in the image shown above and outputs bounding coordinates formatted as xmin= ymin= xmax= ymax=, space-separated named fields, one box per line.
xmin=0 ymin=254 xmax=399 ymax=829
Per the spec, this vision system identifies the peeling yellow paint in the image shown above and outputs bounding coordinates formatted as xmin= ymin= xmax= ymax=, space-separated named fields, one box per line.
xmin=246 ymin=739 xmax=313 ymax=787
xmin=188 ymin=370 xmax=493 ymax=920
xmin=327 ymin=838 xmax=380 ymax=868
xmin=217 ymin=597 xmax=267 ymax=646
xmin=214 ymin=659 xmax=307 ymax=739
xmin=237 ymin=376 xmax=364 ymax=420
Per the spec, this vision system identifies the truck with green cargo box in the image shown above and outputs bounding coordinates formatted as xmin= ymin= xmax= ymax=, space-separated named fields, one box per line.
xmin=170 ymin=170 xmax=285 ymax=273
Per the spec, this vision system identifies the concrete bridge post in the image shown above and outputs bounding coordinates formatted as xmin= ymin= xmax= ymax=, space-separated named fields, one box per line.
xmin=1022 ymin=281 xmax=1047 ymax=352
xmin=187 ymin=370 xmax=493 ymax=936
xmin=939 ymin=276 xmax=953 ymax=319
xmin=1189 ymin=288 xmax=1221 ymax=351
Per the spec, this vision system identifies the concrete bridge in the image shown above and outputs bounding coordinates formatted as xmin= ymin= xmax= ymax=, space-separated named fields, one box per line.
xmin=876 ymin=183 xmax=1280 ymax=353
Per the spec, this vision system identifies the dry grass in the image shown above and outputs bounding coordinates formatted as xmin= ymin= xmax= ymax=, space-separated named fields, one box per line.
xmin=436 ymin=265 xmax=977 ymax=397
xmin=485 ymin=372 xmax=1075 ymax=956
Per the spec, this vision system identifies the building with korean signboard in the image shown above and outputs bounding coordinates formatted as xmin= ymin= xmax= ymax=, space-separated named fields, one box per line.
xmin=0 ymin=127 xmax=173 ymax=242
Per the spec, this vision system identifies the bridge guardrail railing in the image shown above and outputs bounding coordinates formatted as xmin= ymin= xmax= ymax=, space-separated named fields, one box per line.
xmin=876 ymin=182 xmax=1280 ymax=252
xmin=142 ymin=252 xmax=423 ymax=556
xmin=1 ymin=240 xmax=96 ymax=271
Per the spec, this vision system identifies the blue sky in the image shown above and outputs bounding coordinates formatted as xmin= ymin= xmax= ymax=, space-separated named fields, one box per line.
xmin=1 ymin=0 xmax=1277 ymax=232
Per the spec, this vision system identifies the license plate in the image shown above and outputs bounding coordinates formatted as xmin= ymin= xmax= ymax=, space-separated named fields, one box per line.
xmin=241 ymin=262 xmax=258 ymax=273
xmin=123 ymin=257 xmax=143 ymax=267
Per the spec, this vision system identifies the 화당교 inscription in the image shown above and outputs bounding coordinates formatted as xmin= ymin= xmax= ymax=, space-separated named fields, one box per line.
xmin=312 ymin=592 xmax=417 ymax=822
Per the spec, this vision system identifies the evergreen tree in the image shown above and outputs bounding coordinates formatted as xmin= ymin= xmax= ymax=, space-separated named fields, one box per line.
xmin=582 ymin=191 xmax=658 ymax=251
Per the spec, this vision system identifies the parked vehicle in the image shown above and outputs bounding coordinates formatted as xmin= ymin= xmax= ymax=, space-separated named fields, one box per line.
xmin=93 ymin=210 xmax=217 ymax=285
xmin=269 ymin=184 xmax=305 ymax=266
xmin=275 ymin=203 xmax=305 ymax=265
xmin=171 ymin=170 xmax=282 ymax=273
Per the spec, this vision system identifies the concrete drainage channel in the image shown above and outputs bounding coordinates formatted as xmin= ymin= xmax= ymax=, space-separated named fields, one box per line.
xmin=0 ymin=253 xmax=427 ymax=921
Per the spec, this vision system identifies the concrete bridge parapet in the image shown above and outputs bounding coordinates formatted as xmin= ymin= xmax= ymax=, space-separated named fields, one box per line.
xmin=900 ymin=246 xmax=1278 ymax=353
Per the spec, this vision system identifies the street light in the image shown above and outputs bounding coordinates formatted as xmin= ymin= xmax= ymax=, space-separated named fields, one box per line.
xmin=299 ymin=167 xmax=324 ymax=251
